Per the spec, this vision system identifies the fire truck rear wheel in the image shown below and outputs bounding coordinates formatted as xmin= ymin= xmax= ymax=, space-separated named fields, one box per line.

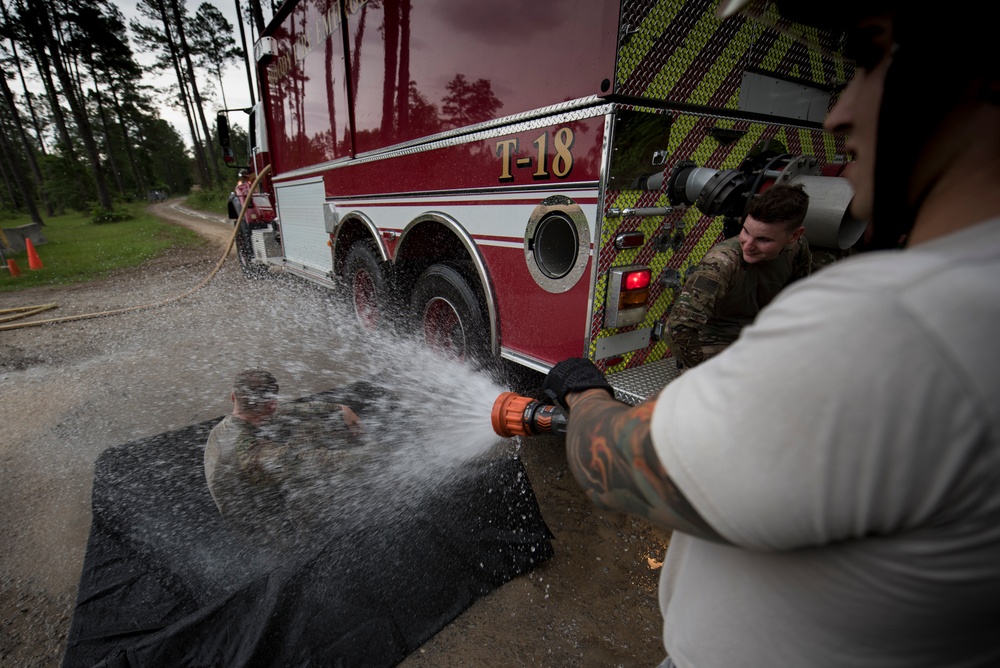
xmin=235 ymin=221 xmax=268 ymax=279
xmin=410 ymin=264 xmax=488 ymax=363
xmin=345 ymin=241 xmax=387 ymax=331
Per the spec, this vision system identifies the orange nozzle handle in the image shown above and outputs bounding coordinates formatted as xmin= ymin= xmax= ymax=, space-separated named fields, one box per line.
xmin=491 ymin=392 xmax=536 ymax=438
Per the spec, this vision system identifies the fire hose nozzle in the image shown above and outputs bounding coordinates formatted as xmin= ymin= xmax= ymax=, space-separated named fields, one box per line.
xmin=491 ymin=392 xmax=568 ymax=438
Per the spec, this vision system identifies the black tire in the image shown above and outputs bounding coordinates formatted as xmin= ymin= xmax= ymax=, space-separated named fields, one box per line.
xmin=227 ymin=193 xmax=240 ymax=220
xmin=409 ymin=264 xmax=489 ymax=363
xmin=235 ymin=220 xmax=269 ymax=279
xmin=345 ymin=241 xmax=388 ymax=331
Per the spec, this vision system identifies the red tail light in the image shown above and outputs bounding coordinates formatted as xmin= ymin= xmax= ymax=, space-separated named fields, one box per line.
xmin=625 ymin=269 xmax=651 ymax=290
xmin=605 ymin=265 xmax=651 ymax=328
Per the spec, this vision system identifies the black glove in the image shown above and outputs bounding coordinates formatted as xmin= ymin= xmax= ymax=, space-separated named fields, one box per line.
xmin=543 ymin=358 xmax=613 ymax=411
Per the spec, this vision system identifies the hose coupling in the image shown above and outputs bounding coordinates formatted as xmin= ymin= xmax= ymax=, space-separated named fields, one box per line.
xmin=491 ymin=392 xmax=568 ymax=438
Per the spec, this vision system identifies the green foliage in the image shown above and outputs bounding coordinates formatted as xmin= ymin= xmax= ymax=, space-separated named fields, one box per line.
xmin=0 ymin=203 xmax=204 ymax=292
xmin=0 ymin=0 xmax=202 ymax=215
xmin=134 ymin=116 xmax=195 ymax=197
xmin=185 ymin=187 xmax=232 ymax=216
xmin=37 ymin=154 xmax=94 ymax=213
xmin=190 ymin=3 xmax=245 ymax=94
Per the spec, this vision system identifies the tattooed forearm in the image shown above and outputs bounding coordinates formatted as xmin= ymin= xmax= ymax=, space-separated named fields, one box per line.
xmin=564 ymin=389 xmax=726 ymax=542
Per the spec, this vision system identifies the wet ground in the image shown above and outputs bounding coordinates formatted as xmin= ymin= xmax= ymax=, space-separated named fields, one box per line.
xmin=0 ymin=202 xmax=671 ymax=667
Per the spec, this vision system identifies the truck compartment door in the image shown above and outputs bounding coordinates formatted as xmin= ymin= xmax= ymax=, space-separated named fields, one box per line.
xmin=273 ymin=177 xmax=331 ymax=274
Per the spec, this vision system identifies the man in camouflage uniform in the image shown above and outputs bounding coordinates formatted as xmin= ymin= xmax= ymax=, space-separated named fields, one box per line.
xmin=666 ymin=184 xmax=811 ymax=369
xmin=204 ymin=369 xmax=362 ymax=545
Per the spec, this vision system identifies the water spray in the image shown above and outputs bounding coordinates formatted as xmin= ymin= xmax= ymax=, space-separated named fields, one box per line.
xmin=491 ymin=392 xmax=568 ymax=438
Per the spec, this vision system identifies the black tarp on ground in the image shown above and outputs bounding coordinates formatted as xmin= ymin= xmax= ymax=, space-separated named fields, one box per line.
xmin=62 ymin=383 xmax=553 ymax=668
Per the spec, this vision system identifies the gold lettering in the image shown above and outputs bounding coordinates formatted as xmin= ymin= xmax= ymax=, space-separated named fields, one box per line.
xmin=294 ymin=33 xmax=311 ymax=61
xmin=270 ymin=0 xmax=353 ymax=83
xmin=552 ymin=127 xmax=574 ymax=178
xmin=345 ymin=0 xmax=368 ymax=16
xmin=533 ymin=133 xmax=549 ymax=178
xmin=496 ymin=139 xmax=518 ymax=182
xmin=271 ymin=52 xmax=294 ymax=81
xmin=327 ymin=4 xmax=341 ymax=33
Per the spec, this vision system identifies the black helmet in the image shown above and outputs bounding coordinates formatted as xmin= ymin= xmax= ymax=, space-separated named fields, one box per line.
xmin=720 ymin=0 xmax=998 ymax=249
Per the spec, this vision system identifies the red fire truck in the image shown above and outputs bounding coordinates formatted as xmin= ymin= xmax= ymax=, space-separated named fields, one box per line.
xmin=219 ymin=0 xmax=865 ymax=402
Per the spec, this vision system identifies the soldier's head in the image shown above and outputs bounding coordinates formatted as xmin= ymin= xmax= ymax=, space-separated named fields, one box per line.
xmin=231 ymin=369 xmax=279 ymax=421
xmin=739 ymin=184 xmax=808 ymax=264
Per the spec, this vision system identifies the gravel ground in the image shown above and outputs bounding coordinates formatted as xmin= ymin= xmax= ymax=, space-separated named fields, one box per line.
xmin=0 ymin=202 xmax=671 ymax=667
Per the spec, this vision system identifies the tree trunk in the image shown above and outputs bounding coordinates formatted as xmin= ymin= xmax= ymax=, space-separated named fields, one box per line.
xmin=214 ymin=62 xmax=229 ymax=111
xmin=16 ymin=0 xmax=76 ymax=158
xmin=0 ymin=69 xmax=53 ymax=218
xmin=1 ymin=0 xmax=46 ymax=153
xmin=235 ymin=0 xmax=255 ymax=106
xmin=350 ymin=3 xmax=367 ymax=103
xmin=0 ymin=142 xmax=19 ymax=208
xmin=80 ymin=55 xmax=126 ymax=197
xmin=168 ymin=0 xmax=221 ymax=188
xmin=91 ymin=86 xmax=127 ymax=197
xmin=248 ymin=0 xmax=265 ymax=36
xmin=325 ymin=20 xmax=335 ymax=143
xmin=109 ymin=83 xmax=147 ymax=197
xmin=154 ymin=0 xmax=211 ymax=187
xmin=28 ymin=0 xmax=114 ymax=210
xmin=0 ymin=114 xmax=44 ymax=224
xmin=14 ymin=54 xmax=46 ymax=154
xmin=396 ymin=0 xmax=410 ymax=135
xmin=379 ymin=0 xmax=399 ymax=143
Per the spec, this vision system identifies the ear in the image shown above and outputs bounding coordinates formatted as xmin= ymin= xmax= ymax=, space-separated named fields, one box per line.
xmin=230 ymin=390 xmax=236 ymax=403
xmin=788 ymin=226 xmax=806 ymax=244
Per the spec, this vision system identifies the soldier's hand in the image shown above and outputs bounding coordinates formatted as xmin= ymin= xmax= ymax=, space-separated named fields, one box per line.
xmin=543 ymin=358 xmax=613 ymax=412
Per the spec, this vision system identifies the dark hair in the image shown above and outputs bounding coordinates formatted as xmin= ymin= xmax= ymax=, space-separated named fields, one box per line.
xmin=232 ymin=369 xmax=278 ymax=412
xmin=747 ymin=184 xmax=809 ymax=231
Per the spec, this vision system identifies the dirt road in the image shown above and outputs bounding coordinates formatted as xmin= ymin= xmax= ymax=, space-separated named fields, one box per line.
xmin=0 ymin=202 xmax=670 ymax=667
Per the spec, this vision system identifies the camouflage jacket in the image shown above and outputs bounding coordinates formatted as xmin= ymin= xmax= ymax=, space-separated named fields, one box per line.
xmin=204 ymin=401 xmax=358 ymax=544
xmin=666 ymin=236 xmax=811 ymax=368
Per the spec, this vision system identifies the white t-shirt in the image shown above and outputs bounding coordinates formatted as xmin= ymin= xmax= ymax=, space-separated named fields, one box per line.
xmin=651 ymin=219 xmax=1000 ymax=667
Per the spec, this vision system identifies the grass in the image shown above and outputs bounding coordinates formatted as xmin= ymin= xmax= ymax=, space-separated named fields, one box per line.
xmin=0 ymin=203 xmax=205 ymax=293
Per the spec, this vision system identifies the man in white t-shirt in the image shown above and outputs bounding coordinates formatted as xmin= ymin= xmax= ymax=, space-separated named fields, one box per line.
xmin=543 ymin=2 xmax=1000 ymax=665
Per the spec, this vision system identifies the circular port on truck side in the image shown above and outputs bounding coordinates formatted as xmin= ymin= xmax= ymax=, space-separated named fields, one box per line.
xmin=524 ymin=195 xmax=591 ymax=293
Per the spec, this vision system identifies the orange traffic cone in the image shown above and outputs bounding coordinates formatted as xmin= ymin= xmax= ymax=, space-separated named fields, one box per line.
xmin=6 ymin=258 xmax=21 ymax=277
xmin=25 ymin=238 xmax=43 ymax=270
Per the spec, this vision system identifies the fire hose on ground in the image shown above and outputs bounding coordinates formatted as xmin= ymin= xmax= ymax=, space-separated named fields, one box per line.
xmin=0 ymin=165 xmax=272 ymax=333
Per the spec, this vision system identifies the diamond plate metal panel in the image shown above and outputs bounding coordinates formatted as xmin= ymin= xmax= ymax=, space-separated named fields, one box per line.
xmin=589 ymin=103 xmax=846 ymax=376
xmin=607 ymin=358 xmax=682 ymax=404
xmin=615 ymin=0 xmax=850 ymax=110
xmin=252 ymin=229 xmax=281 ymax=259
